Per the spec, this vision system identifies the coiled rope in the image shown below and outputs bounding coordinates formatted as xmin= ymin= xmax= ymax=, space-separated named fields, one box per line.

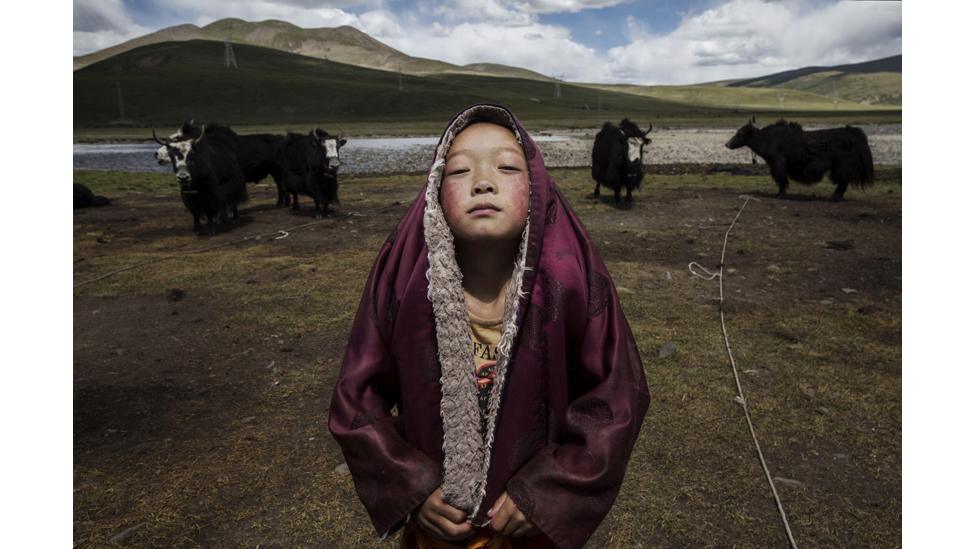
xmin=688 ymin=194 xmax=799 ymax=549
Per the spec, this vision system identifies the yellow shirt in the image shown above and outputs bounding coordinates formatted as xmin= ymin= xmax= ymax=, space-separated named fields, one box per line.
xmin=469 ymin=310 xmax=502 ymax=440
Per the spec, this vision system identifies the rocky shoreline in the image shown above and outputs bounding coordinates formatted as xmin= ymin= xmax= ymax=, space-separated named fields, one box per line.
xmin=341 ymin=125 xmax=902 ymax=174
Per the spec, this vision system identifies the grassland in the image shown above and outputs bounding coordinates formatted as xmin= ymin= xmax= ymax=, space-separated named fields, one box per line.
xmin=74 ymin=165 xmax=901 ymax=547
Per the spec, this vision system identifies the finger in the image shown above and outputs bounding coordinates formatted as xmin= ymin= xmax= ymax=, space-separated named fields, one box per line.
xmin=432 ymin=514 xmax=473 ymax=541
xmin=501 ymin=509 xmax=524 ymax=537
xmin=417 ymin=512 xmax=445 ymax=540
xmin=433 ymin=499 xmax=469 ymax=524
xmin=490 ymin=498 xmax=515 ymax=533
xmin=488 ymin=491 xmax=509 ymax=518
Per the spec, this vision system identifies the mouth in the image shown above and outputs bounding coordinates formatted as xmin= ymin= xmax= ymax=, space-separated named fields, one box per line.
xmin=468 ymin=203 xmax=501 ymax=214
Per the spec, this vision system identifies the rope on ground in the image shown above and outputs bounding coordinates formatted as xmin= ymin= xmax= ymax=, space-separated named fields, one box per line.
xmin=73 ymin=217 xmax=329 ymax=289
xmin=687 ymin=194 xmax=800 ymax=549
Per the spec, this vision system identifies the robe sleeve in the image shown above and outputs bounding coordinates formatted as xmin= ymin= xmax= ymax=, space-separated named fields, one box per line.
xmin=505 ymin=266 xmax=651 ymax=549
xmin=328 ymin=241 xmax=442 ymax=539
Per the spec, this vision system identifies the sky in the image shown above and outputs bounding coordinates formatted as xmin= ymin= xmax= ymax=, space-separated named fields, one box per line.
xmin=73 ymin=0 xmax=901 ymax=85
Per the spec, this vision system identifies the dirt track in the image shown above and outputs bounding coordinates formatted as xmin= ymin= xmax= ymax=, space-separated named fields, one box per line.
xmin=74 ymin=165 xmax=901 ymax=547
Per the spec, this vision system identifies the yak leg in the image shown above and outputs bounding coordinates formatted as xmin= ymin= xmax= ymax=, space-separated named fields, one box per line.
xmin=832 ymin=179 xmax=849 ymax=202
xmin=291 ymin=192 xmax=300 ymax=212
xmin=192 ymin=213 xmax=202 ymax=235
xmin=770 ymin=159 xmax=790 ymax=197
xmin=592 ymin=182 xmax=601 ymax=198
xmin=625 ymin=186 xmax=634 ymax=205
xmin=274 ymin=175 xmax=289 ymax=208
xmin=230 ymin=202 xmax=239 ymax=220
xmin=613 ymin=187 xmax=622 ymax=203
xmin=205 ymin=212 xmax=217 ymax=235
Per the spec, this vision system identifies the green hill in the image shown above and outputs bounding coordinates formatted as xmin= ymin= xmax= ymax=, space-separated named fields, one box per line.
xmin=74 ymin=18 xmax=535 ymax=80
xmin=580 ymin=83 xmax=892 ymax=111
xmin=722 ymin=55 xmax=901 ymax=105
xmin=74 ymin=39 xmax=700 ymax=128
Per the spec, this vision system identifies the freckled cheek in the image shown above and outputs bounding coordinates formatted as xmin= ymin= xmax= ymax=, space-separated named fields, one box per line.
xmin=509 ymin=176 xmax=530 ymax=218
xmin=440 ymin=183 xmax=466 ymax=227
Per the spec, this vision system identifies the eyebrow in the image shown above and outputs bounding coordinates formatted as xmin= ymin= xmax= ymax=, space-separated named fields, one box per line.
xmin=446 ymin=146 xmax=525 ymax=162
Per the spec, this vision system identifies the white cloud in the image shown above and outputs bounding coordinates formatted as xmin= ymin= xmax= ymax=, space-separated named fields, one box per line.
xmin=381 ymin=21 xmax=611 ymax=80
xmin=433 ymin=0 xmax=534 ymax=26
xmin=159 ymin=1 xmax=361 ymax=28
xmin=606 ymin=0 xmax=902 ymax=84
xmin=74 ymin=0 xmax=153 ymax=56
xmin=73 ymin=0 xmax=902 ymax=85
xmin=359 ymin=9 xmax=406 ymax=37
xmin=509 ymin=0 xmax=630 ymax=14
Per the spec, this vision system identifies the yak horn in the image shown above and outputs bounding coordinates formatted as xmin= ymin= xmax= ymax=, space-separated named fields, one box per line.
xmin=193 ymin=125 xmax=206 ymax=144
xmin=646 ymin=123 xmax=653 ymax=134
xmin=152 ymin=128 xmax=169 ymax=146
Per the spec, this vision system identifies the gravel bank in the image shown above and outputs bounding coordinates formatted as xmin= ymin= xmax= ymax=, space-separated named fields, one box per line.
xmin=342 ymin=125 xmax=901 ymax=174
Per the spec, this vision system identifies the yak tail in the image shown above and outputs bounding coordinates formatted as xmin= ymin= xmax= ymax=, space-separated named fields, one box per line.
xmin=848 ymin=126 xmax=875 ymax=187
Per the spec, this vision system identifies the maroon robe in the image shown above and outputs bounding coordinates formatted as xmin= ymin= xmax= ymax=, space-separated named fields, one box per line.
xmin=328 ymin=104 xmax=650 ymax=549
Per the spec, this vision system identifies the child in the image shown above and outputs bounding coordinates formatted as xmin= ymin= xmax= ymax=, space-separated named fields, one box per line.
xmin=329 ymin=104 xmax=650 ymax=549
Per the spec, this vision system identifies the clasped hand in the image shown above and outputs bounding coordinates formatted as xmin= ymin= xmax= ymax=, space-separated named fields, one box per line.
xmin=416 ymin=488 xmax=541 ymax=541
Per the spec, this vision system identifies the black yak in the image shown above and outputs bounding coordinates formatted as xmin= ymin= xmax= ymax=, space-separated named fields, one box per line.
xmin=278 ymin=128 xmax=347 ymax=218
xmin=73 ymin=183 xmax=111 ymax=208
xmin=154 ymin=121 xmax=289 ymax=207
xmin=153 ymin=127 xmax=248 ymax=235
xmin=725 ymin=117 xmax=874 ymax=201
xmin=591 ymin=118 xmax=652 ymax=205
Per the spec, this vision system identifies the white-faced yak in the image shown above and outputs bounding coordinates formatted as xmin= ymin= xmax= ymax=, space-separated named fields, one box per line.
xmin=725 ymin=117 xmax=874 ymax=201
xmin=154 ymin=120 xmax=289 ymax=207
xmin=153 ymin=127 xmax=248 ymax=235
xmin=591 ymin=118 xmax=652 ymax=206
xmin=278 ymin=128 xmax=347 ymax=218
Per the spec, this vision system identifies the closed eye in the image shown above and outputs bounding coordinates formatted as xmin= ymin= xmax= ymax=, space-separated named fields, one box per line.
xmin=499 ymin=165 xmax=521 ymax=172
xmin=447 ymin=168 xmax=469 ymax=176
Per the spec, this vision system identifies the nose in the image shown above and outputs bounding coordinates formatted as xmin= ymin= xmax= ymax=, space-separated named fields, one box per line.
xmin=177 ymin=174 xmax=190 ymax=182
xmin=724 ymin=140 xmax=733 ymax=149
xmin=472 ymin=178 xmax=495 ymax=195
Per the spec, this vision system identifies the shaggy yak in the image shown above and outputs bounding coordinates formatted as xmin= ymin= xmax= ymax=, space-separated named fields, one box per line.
xmin=278 ymin=128 xmax=346 ymax=218
xmin=153 ymin=127 xmax=248 ymax=235
xmin=725 ymin=116 xmax=874 ymax=201
xmin=591 ymin=118 xmax=652 ymax=205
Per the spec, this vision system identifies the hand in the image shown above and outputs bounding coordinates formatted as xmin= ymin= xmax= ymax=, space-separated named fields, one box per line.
xmin=488 ymin=491 xmax=540 ymax=538
xmin=416 ymin=488 xmax=474 ymax=541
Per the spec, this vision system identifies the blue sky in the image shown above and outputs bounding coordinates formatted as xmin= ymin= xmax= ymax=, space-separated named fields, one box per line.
xmin=74 ymin=0 xmax=902 ymax=85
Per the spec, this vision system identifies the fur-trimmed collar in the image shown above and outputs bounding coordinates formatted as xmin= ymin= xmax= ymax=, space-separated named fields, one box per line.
xmin=422 ymin=105 xmax=531 ymax=519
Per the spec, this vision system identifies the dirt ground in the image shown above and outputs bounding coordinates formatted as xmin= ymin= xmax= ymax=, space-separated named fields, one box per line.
xmin=74 ymin=165 xmax=901 ymax=548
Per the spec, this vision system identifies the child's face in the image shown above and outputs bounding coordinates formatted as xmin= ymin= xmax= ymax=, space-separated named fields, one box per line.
xmin=441 ymin=123 xmax=530 ymax=245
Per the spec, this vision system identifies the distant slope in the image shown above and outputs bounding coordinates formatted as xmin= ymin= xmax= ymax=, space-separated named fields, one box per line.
xmin=727 ymin=55 xmax=901 ymax=87
xmin=721 ymin=55 xmax=901 ymax=105
xmin=73 ymin=39 xmax=695 ymax=127
xmin=453 ymin=63 xmax=552 ymax=82
xmin=73 ymin=18 xmax=545 ymax=81
xmin=582 ymin=83 xmax=892 ymax=112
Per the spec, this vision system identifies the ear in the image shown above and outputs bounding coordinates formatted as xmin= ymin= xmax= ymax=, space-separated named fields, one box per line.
xmin=339 ymin=138 xmax=347 ymax=147
xmin=750 ymin=115 xmax=756 ymax=125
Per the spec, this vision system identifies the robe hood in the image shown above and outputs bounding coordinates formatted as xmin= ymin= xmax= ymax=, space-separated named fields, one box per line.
xmin=329 ymin=104 xmax=650 ymax=549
